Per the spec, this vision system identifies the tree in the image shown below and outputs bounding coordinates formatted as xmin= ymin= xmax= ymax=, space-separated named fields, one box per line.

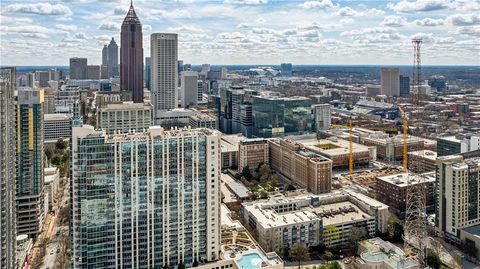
xmin=45 ymin=148 xmax=53 ymax=161
xmin=426 ymin=248 xmax=441 ymax=269
xmin=51 ymin=154 xmax=63 ymax=167
xmin=259 ymin=190 xmax=268 ymax=199
xmin=349 ymin=226 xmax=368 ymax=253
xmin=241 ymin=166 xmax=253 ymax=180
xmin=178 ymin=261 xmax=186 ymax=269
xmin=269 ymin=174 xmax=279 ymax=187
xmin=328 ymin=261 xmax=341 ymax=269
xmin=289 ymin=243 xmax=310 ymax=269
xmin=55 ymin=139 xmax=67 ymax=151
xmin=391 ymin=219 xmax=404 ymax=243
xmin=258 ymin=164 xmax=272 ymax=180
xmin=324 ymin=250 xmax=334 ymax=262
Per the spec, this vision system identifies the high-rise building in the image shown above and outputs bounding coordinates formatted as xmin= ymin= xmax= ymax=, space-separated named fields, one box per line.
xmin=96 ymin=102 xmax=152 ymax=134
xmin=86 ymin=65 xmax=100 ymax=80
xmin=16 ymin=89 xmax=45 ymax=237
xmin=71 ymin=125 xmax=221 ymax=268
xmin=283 ymin=97 xmax=312 ymax=134
xmin=399 ymin=75 xmax=410 ymax=97
xmin=380 ymin=68 xmax=400 ymax=97
xmin=428 ymin=75 xmax=447 ymax=92
xmin=102 ymin=45 xmax=108 ymax=66
xmin=100 ymin=65 xmax=109 ymax=79
xmin=69 ymin=57 xmax=87 ymax=80
xmin=280 ymin=63 xmax=293 ymax=76
xmin=36 ymin=71 xmax=50 ymax=88
xmin=313 ymin=104 xmax=331 ymax=133
xmin=0 ymin=67 xmax=17 ymax=269
xmin=252 ymin=96 xmax=285 ymax=138
xmin=145 ymin=57 xmax=151 ymax=90
xmin=178 ymin=60 xmax=184 ymax=74
xmin=151 ymin=33 xmax=178 ymax=111
xmin=120 ymin=3 xmax=143 ymax=103
xmin=107 ymin=38 xmax=119 ymax=78
xmin=180 ymin=71 xmax=198 ymax=108
xmin=436 ymin=155 xmax=480 ymax=241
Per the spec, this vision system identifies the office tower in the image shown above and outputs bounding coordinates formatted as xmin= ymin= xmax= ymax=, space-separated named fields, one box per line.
xmin=26 ymin=73 xmax=34 ymax=87
xmin=436 ymin=155 xmax=480 ymax=241
xmin=100 ymin=65 xmax=109 ymax=79
xmin=108 ymin=38 xmax=119 ymax=77
xmin=145 ymin=57 xmax=151 ymax=90
xmin=380 ymin=68 xmax=400 ymax=96
xmin=197 ymin=80 xmax=206 ymax=104
xmin=69 ymin=57 xmax=87 ymax=79
xmin=313 ymin=104 xmax=331 ymax=132
xmin=97 ymin=102 xmax=152 ymax=134
xmin=0 ymin=67 xmax=17 ymax=269
xmin=220 ymin=67 xmax=227 ymax=79
xmin=178 ymin=60 xmax=184 ymax=74
xmin=280 ymin=63 xmax=293 ymax=76
xmin=86 ymin=65 xmax=100 ymax=80
xmin=71 ymin=125 xmax=221 ymax=269
xmin=201 ymin=64 xmax=210 ymax=75
xmin=428 ymin=75 xmax=447 ymax=92
xmin=102 ymin=45 xmax=108 ymax=66
xmin=16 ymin=89 xmax=45 ymax=237
xmin=252 ymin=96 xmax=285 ymax=138
xmin=180 ymin=71 xmax=198 ymax=108
xmin=151 ymin=33 xmax=178 ymax=111
xmin=283 ymin=97 xmax=312 ymax=134
xmin=35 ymin=71 xmax=50 ymax=88
xmin=120 ymin=3 xmax=143 ymax=103
xmin=399 ymin=75 xmax=410 ymax=97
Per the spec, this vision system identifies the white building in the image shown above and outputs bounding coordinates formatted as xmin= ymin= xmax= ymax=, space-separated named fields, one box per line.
xmin=381 ymin=68 xmax=400 ymax=97
xmin=96 ymin=102 xmax=152 ymax=134
xmin=242 ymin=190 xmax=389 ymax=252
xmin=357 ymin=238 xmax=419 ymax=269
xmin=44 ymin=113 xmax=72 ymax=142
xmin=151 ymin=33 xmax=178 ymax=112
xmin=312 ymin=104 xmax=331 ymax=132
xmin=44 ymin=167 xmax=59 ymax=211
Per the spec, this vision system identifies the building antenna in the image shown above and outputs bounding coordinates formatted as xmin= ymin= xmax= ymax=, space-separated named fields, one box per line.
xmin=404 ymin=38 xmax=427 ymax=267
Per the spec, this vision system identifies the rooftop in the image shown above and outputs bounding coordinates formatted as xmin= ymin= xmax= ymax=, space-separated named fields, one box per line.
xmin=44 ymin=113 xmax=72 ymax=121
xmin=377 ymin=173 xmax=435 ymax=188
xmin=407 ymin=150 xmax=437 ymax=160
xmin=359 ymin=238 xmax=418 ymax=269
xmin=189 ymin=113 xmax=217 ymax=121
xmin=297 ymin=136 xmax=371 ymax=157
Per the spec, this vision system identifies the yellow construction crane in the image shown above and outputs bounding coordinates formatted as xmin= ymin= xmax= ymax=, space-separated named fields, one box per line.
xmin=349 ymin=118 xmax=353 ymax=176
xmin=399 ymin=107 xmax=408 ymax=172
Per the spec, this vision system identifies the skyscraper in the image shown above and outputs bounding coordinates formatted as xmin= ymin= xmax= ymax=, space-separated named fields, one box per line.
xmin=180 ymin=71 xmax=198 ymax=108
xmin=399 ymin=75 xmax=410 ymax=97
xmin=313 ymin=104 xmax=331 ymax=132
xmin=86 ymin=65 xmax=100 ymax=80
xmin=107 ymin=38 xmax=119 ymax=78
xmin=69 ymin=57 xmax=87 ymax=80
xmin=71 ymin=125 xmax=221 ymax=268
xmin=102 ymin=45 xmax=108 ymax=66
xmin=151 ymin=33 xmax=178 ymax=111
xmin=280 ymin=63 xmax=293 ymax=76
xmin=381 ymin=68 xmax=400 ymax=97
xmin=120 ymin=2 xmax=143 ymax=103
xmin=0 ymin=67 xmax=17 ymax=269
xmin=16 ymin=89 xmax=45 ymax=236
xmin=145 ymin=57 xmax=151 ymax=90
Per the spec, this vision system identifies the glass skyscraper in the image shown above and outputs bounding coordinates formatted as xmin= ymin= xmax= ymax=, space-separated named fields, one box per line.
xmin=71 ymin=126 xmax=221 ymax=269
xmin=283 ymin=97 xmax=313 ymax=134
xmin=16 ymin=89 xmax=45 ymax=236
xmin=0 ymin=67 xmax=17 ymax=268
xmin=252 ymin=96 xmax=285 ymax=138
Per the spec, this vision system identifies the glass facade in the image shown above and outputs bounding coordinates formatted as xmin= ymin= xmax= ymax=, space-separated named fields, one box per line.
xmin=283 ymin=97 xmax=313 ymax=135
xmin=252 ymin=96 xmax=285 ymax=138
xmin=72 ymin=127 xmax=220 ymax=269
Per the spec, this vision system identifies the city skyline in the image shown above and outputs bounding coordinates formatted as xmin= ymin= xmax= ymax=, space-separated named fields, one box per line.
xmin=1 ymin=0 xmax=479 ymax=66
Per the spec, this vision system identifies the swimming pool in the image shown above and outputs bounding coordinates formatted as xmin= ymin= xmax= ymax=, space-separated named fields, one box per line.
xmin=236 ymin=252 xmax=263 ymax=269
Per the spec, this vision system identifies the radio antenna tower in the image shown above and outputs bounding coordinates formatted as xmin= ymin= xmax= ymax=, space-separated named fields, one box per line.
xmin=404 ymin=38 xmax=427 ymax=267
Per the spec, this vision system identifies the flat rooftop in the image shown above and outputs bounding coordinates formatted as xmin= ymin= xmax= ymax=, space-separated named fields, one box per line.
xmin=377 ymin=173 xmax=435 ymax=187
xmin=408 ymin=149 xmax=437 ymax=160
xmin=189 ymin=113 xmax=216 ymax=121
xmin=44 ymin=113 xmax=72 ymax=121
xmin=300 ymin=137 xmax=371 ymax=157
xmin=222 ymin=173 xmax=251 ymax=199
xmin=311 ymin=201 xmax=373 ymax=227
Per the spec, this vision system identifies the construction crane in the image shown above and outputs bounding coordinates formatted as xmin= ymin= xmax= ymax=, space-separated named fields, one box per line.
xmin=349 ymin=117 xmax=353 ymax=175
xmin=398 ymin=107 xmax=408 ymax=172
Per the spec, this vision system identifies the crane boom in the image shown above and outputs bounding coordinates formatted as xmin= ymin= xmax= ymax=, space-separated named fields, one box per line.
xmin=399 ymin=107 xmax=408 ymax=172
xmin=349 ymin=118 xmax=353 ymax=175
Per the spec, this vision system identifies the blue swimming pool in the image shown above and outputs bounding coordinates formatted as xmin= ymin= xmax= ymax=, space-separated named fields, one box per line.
xmin=236 ymin=252 xmax=263 ymax=269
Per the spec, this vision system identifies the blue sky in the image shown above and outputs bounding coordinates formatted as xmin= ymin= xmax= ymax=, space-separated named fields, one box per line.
xmin=0 ymin=0 xmax=479 ymax=65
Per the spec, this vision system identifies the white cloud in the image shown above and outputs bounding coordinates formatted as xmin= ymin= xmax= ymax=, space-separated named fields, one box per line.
xmin=114 ymin=6 xmax=129 ymax=15
xmin=413 ymin=17 xmax=444 ymax=26
xmin=448 ymin=14 xmax=480 ymax=26
xmin=388 ymin=0 xmax=452 ymax=13
xmin=335 ymin=7 xmax=358 ymax=17
xmin=0 ymin=25 xmax=50 ymax=34
xmin=0 ymin=15 xmax=33 ymax=24
xmin=5 ymin=3 xmax=72 ymax=16
xmin=98 ymin=22 xmax=120 ymax=31
xmin=236 ymin=23 xmax=250 ymax=29
xmin=453 ymin=26 xmax=480 ymax=37
xmin=224 ymin=0 xmax=267 ymax=5
xmin=381 ymin=15 xmax=407 ymax=27
xmin=21 ymin=33 xmax=48 ymax=38
xmin=75 ymin=33 xmax=88 ymax=39
xmin=56 ymin=24 xmax=77 ymax=31
xmin=167 ymin=25 xmax=205 ymax=33
xmin=299 ymin=0 xmax=334 ymax=9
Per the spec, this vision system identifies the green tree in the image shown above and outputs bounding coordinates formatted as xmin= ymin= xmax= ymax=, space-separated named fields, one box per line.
xmin=269 ymin=174 xmax=279 ymax=187
xmin=328 ymin=261 xmax=341 ymax=269
xmin=51 ymin=154 xmax=63 ymax=167
xmin=426 ymin=248 xmax=441 ymax=269
xmin=324 ymin=250 xmax=334 ymax=262
xmin=45 ymin=148 xmax=53 ymax=161
xmin=241 ymin=166 xmax=253 ymax=180
xmin=258 ymin=163 xmax=272 ymax=180
xmin=349 ymin=226 xmax=368 ymax=253
xmin=260 ymin=190 xmax=268 ymax=199
xmin=55 ymin=139 xmax=67 ymax=151
xmin=391 ymin=219 xmax=404 ymax=242
xmin=289 ymin=243 xmax=310 ymax=269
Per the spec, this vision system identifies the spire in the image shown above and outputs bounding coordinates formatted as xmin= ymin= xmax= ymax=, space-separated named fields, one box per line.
xmin=122 ymin=0 xmax=141 ymax=25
